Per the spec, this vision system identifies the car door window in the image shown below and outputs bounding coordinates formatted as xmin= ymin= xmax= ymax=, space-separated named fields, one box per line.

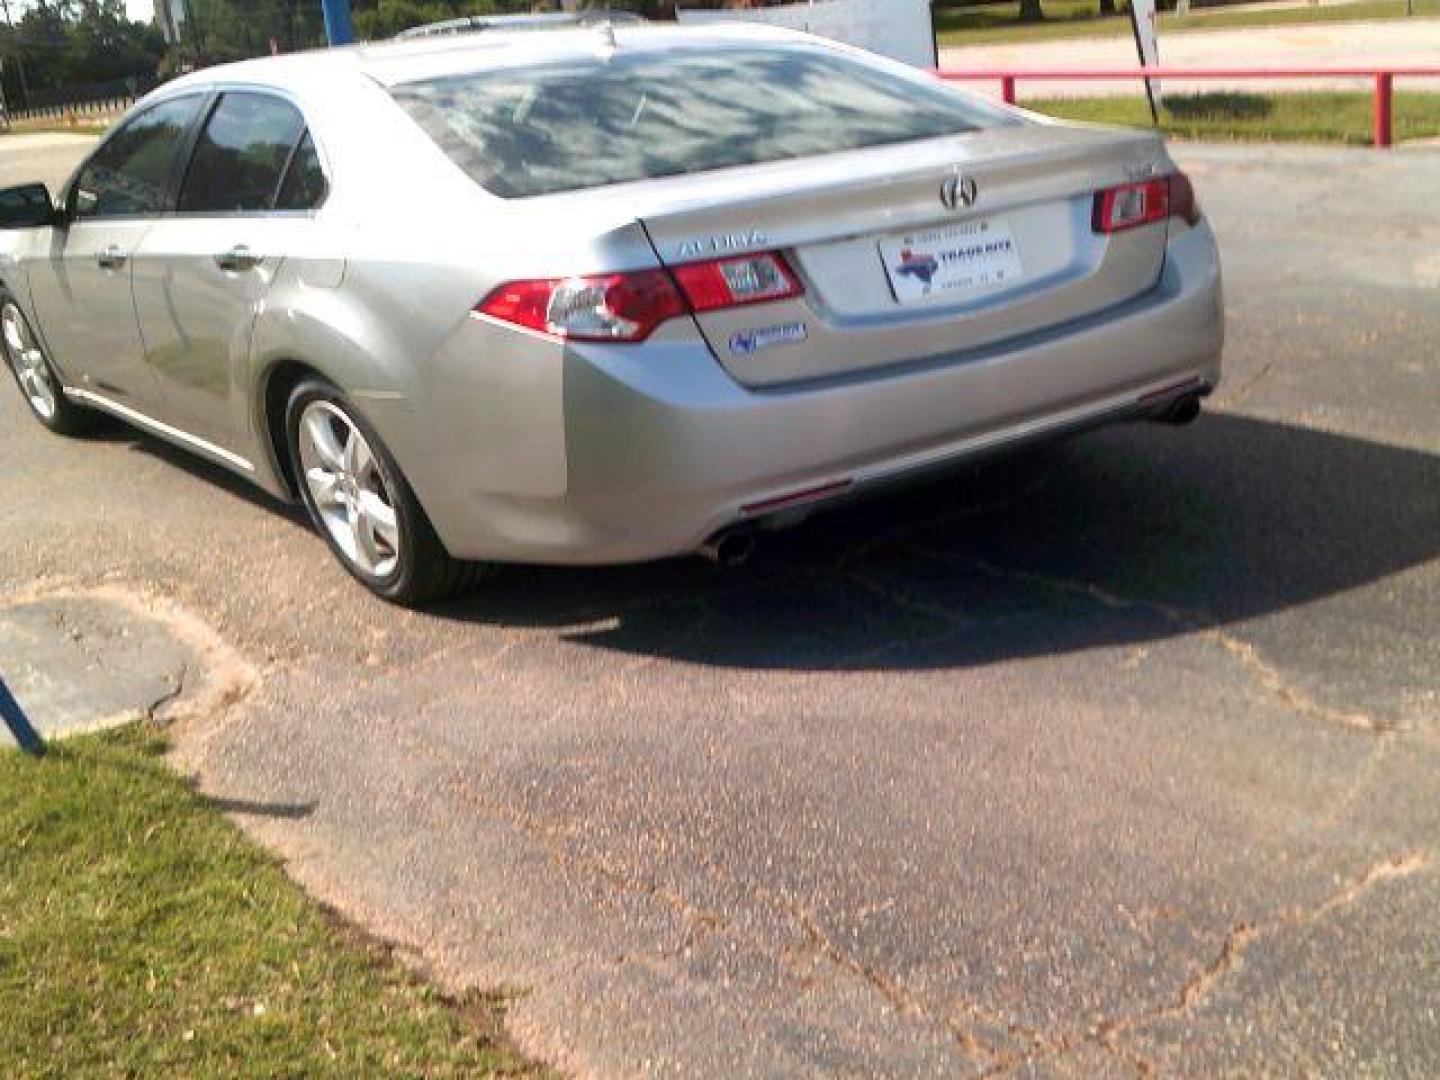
xmin=177 ymin=92 xmax=305 ymax=214
xmin=275 ymin=131 xmax=328 ymax=211
xmin=71 ymin=96 xmax=204 ymax=219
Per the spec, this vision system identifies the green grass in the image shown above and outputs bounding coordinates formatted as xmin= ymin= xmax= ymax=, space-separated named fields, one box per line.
xmin=0 ymin=726 xmax=543 ymax=1078
xmin=936 ymin=0 xmax=1440 ymax=47
xmin=1025 ymin=90 xmax=1440 ymax=144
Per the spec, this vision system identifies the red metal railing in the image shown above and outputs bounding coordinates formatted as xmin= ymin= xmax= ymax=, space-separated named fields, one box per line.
xmin=935 ymin=67 xmax=1440 ymax=148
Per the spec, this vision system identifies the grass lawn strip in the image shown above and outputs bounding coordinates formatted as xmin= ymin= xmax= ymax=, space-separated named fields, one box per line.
xmin=1025 ymin=90 xmax=1440 ymax=144
xmin=0 ymin=725 xmax=546 ymax=1078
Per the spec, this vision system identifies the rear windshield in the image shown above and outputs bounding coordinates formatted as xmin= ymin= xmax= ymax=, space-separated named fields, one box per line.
xmin=390 ymin=46 xmax=1016 ymax=198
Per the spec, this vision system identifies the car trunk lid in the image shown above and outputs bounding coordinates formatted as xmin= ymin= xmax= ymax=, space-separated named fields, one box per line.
xmin=635 ymin=123 xmax=1174 ymax=387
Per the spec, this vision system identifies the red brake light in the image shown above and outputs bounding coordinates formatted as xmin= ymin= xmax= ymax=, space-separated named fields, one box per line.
xmin=476 ymin=252 xmax=803 ymax=344
xmin=476 ymin=269 xmax=686 ymax=343
xmin=1093 ymin=173 xmax=1200 ymax=234
xmin=671 ymin=252 xmax=803 ymax=312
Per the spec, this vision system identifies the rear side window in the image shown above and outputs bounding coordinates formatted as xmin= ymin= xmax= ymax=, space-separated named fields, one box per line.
xmin=72 ymin=96 xmax=204 ymax=219
xmin=276 ymin=132 xmax=328 ymax=211
xmin=390 ymin=46 xmax=1017 ymax=198
xmin=178 ymin=92 xmax=305 ymax=213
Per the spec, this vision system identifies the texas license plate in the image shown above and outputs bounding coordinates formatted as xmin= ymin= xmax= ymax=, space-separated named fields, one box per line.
xmin=879 ymin=218 xmax=1025 ymax=304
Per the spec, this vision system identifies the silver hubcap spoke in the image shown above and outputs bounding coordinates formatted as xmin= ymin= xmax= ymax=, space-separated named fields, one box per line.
xmin=301 ymin=409 xmax=346 ymax=471
xmin=297 ymin=401 xmax=401 ymax=579
xmin=1 ymin=313 xmax=25 ymax=353
xmin=343 ymin=429 xmax=374 ymax=479
xmin=2 ymin=303 xmax=57 ymax=420
xmin=305 ymin=465 xmax=344 ymax=507
xmin=357 ymin=490 xmax=400 ymax=551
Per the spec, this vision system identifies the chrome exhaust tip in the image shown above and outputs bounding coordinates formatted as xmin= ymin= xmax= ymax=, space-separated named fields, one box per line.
xmin=700 ymin=529 xmax=756 ymax=568
xmin=1154 ymin=393 xmax=1202 ymax=426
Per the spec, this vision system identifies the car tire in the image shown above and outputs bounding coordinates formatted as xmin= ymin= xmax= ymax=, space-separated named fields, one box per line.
xmin=285 ymin=378 xmax=491 ymax=605
xmin=1 ymin=292 xmax=95 ymax=436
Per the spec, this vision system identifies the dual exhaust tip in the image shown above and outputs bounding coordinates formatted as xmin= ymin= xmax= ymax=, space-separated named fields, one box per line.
xmin=699 ymin=528 xmax=756 ymax=567
xmin=1153 ymin=392 xmax=1203 ymax=426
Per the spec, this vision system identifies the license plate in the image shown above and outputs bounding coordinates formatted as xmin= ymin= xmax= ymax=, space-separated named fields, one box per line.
xmin=879 ymin=218 xmax=1025 ymax=304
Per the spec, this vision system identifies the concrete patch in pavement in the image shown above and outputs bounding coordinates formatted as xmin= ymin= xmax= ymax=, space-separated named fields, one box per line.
xmin=0 ymin=584 xmax=257 ymax=750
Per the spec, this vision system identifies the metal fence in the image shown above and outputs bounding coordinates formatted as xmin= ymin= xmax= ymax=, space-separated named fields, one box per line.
xmin=936 ymin=65 xmax=1440 ymax=148
xmin=1 ymin=76 xmax=157 ymax=127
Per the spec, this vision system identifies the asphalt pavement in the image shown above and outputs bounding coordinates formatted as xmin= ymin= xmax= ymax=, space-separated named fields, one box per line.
xmin=1 ymin=136 xmax=1437 ymax=1076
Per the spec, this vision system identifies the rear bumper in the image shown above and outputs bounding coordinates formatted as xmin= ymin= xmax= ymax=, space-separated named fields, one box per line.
xmin=417 ymin=222 xmax=1223 ymax=565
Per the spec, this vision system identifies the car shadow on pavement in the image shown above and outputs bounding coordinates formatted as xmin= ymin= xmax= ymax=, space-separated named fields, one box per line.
xmin=431 ymin=411 xmax=1440 ymax=672
xmin=126 ymin=433 xmax=309 ymax=524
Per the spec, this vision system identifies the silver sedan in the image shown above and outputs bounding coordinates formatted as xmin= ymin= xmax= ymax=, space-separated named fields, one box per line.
xmin=0 ymin=24 xmax=1222 ymax=603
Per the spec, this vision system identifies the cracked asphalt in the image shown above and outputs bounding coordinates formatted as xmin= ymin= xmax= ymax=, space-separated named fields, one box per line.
xmin=2 ymin=138 xmax=1437 ymax=1076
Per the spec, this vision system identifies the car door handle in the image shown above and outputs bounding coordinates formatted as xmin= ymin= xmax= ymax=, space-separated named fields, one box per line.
xmin=214 ymin=245 xmax=262 ymax=273
xmin=96 ymin=245 xmax=127 ymax=271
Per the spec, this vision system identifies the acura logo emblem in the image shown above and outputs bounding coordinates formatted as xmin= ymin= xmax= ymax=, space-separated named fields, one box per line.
xmin=941 ymin=172 xmax=978 ymax=211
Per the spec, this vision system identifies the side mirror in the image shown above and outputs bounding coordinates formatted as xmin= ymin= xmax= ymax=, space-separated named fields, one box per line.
xmin=0 ymin=183 xmax=58 ymax=229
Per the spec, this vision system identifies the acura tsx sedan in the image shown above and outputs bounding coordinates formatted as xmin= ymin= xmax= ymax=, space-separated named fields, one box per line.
xmin=0 ymin=24 xmax=1222 ymax=603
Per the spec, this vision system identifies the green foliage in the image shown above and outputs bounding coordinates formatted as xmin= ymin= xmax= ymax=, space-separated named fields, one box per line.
xmin=1 ymin=0 xmax=164 ymax=104
xmin=0 ymin=0 xmax=681 ymax=104
xmin=175 ymin=0 xmax=327 ymax=67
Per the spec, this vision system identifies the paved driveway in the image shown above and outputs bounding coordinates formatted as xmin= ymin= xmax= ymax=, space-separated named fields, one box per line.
xmin=1 ymin=138 xmax=1437 ymax=1076
xmin=0 ymin=132 xmax=95 ymax=191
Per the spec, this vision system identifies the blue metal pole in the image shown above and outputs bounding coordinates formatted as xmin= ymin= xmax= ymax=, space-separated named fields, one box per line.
xmin=0 ymin=676 xmax=45 ymax=757
xmin=320 ymin=0 xmax=354 ymax=47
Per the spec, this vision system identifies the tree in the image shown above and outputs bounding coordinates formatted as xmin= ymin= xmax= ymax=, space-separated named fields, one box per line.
xmin=1017 ymin=0 xmax=1044 ymax=22
xmin=177 ymin=0 xmax=327 ymax=67
xmin=65 ymin=0 xmax=163 ymax=83
xmin=1 ymin=0 xmax=163 ymax=106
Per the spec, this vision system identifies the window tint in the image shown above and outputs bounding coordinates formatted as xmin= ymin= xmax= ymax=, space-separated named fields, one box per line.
xmin=178 ymin=92 xmax=304 ymax=213
xmin=391 ymin=47 xmax=1018 ymax=198
xmin=276 ymin=131 xmax=327 ymax=211
xmin=72 ymin=96 xmax=203 ymax=218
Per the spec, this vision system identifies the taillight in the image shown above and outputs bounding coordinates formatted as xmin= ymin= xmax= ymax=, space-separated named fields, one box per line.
xmin=476 ymin=251 xmax=803 ymax=344
xmin=1092 ymin=173 xmax=1200 ymax=234
xmin=476 ymin=270 xmax=687 ymax=343
xmin=1166 ymin=172 xmax=1200 ymax=226
xmin=670 ymin=252 xmax=803 ymax=312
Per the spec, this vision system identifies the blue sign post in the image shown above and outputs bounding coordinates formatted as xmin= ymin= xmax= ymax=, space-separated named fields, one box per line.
xmin=321 ymin=0 xmax=355 ymax=46
xmin=0 ymin=676 xmax=45 ymax=757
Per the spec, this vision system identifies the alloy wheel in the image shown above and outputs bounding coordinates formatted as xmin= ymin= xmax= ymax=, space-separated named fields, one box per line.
xmin=296 ymin=399 xmax=402 ymax=578
xmin=2 ymin=302 xmax=57 ymax=421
